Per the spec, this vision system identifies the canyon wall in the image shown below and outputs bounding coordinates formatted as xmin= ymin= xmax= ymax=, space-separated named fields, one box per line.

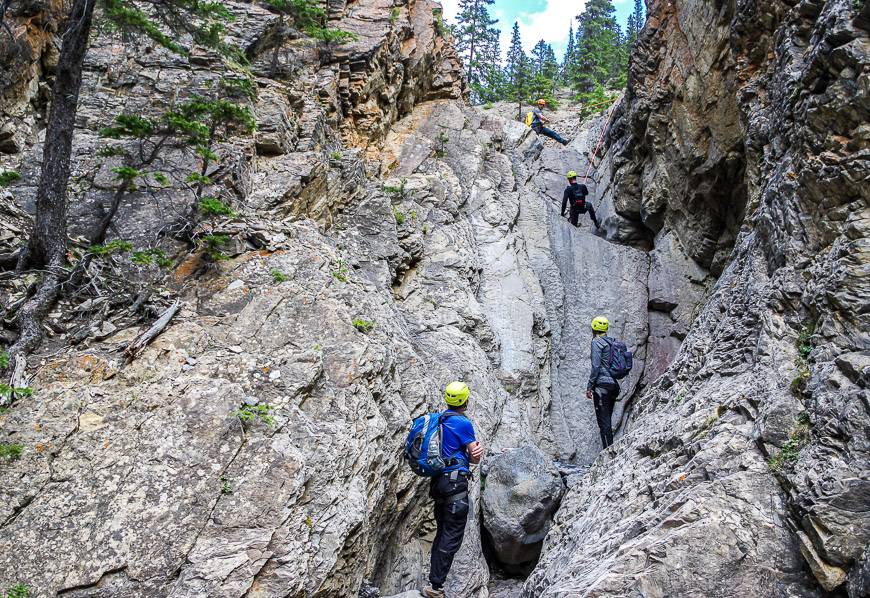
xmin=527 ymin=0 xmax=869 ymax=594
xmin=0 ymin=0 xmax=867 ymax=596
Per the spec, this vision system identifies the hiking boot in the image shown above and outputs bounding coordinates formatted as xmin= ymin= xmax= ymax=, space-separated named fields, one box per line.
xmin=423 ymin=586 xmax=446 ymax=598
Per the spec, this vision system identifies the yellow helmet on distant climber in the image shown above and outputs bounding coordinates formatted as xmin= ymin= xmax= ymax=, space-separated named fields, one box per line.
xmin=444 ymin=381 xmax=470 ymax=407
xmin=566 ymin=170 xmax=578 ymax=179
xmin=537 ymin=98 xmax=546 ymax=106
xmin=591 ymin=316 xmax=609 ymax=332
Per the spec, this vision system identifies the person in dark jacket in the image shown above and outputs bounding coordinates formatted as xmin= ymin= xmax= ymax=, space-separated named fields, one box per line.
xmin=423 ymin=381 xmax=484 ymax=598
xmin=531 ymin=99 xmax=569 ymax=145
xmin=561 ymin=171 xmax=600 ymax=229
xmin=586 ymin=316 xmax=620 ymax=449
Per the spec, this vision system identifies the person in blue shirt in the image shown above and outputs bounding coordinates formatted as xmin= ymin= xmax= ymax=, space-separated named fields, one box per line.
xmin=423 ymin=381 xmax=483 ymax=598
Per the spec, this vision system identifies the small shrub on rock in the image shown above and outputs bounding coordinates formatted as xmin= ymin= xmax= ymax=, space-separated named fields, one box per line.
xmin=352 ymin=319 xmax=374 ymax=333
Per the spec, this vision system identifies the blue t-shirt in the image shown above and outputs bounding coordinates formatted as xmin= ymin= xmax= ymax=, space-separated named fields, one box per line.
xmin=441 ymin=410 xmax=477 ymax=473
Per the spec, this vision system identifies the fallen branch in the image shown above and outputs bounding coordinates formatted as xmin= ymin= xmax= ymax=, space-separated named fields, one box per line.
xmin=1 ymin=343 xmax=28 ymax=408
xmin=10 ymin=352 xmax=26 ymax=386
xmin=124 ymin=299 xmax=179 ymax=360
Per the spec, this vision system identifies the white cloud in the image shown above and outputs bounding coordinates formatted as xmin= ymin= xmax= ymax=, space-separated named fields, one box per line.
xmin=439 ymin=0 xmax=461 ymax=20
xmin=513 ymin=0 xmax=585 ymax=58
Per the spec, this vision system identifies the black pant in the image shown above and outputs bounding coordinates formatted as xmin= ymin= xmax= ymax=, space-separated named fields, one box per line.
xmin=593 ymin=383 xmax=619 ymax=448
xmin=533 ymin=124 xmax=568 ymax=145
xmin=566 ymin=202 xmax=599 ymax=228
xmin=429 ymin=473 xmax=470 ymax=589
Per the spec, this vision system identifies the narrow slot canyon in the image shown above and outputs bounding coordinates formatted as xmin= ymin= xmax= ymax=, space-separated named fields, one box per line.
xmin=0 ymin=0 xmax=867 ymax=596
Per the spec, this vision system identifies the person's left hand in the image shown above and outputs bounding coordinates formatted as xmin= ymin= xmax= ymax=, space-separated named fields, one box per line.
xmin=468 ymin=441 xmax=484 ymax=462
xmin=586 ymin=390 xmax=594 ymax=400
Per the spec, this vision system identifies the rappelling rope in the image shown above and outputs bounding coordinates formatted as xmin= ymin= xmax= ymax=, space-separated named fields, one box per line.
xmin=583 ymin=98 xmax=620 ymax=183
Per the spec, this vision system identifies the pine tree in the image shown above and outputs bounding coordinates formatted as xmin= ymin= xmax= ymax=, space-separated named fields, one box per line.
xmin=562 ymin=24 xmax=577 ymax=84
xmin=264 ymin=0 xmax=358 ymax=77
xmin=570 ymin=25 xmax=584 ymax=87
xmin=626 ymin=0 xmax=645 ymax=45
xmin=6 ymin=0 xmax=250 ymax=373
xmin=529 ymin=40 xmax=544 ymax=73
xmin=453 ymin=0 xmax=498 ymax=93
xmin=573 ymin=0 xmax=623 ymax=93
xmin=505 ymin=22 xmax=531 ymax=119
xmin=633 ymin=0 xmax=645 ymax=35
xmin=529 ymin=40 xmax=559 ymax=105
xmin=543 ymin=44 xmax=559 ymax=82
xmin=6 ymin=0 xmax=281 ymax=372
xmin=18 ymin=0 xmax=243 ymax=275
xmin=473 ymin=27 xmax=505 ymax=103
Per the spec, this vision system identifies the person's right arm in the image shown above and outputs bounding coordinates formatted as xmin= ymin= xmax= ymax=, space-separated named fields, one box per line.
xmin=460 ymin=418 xmax=483 ymax=464
xmin=561 ymin=188 xmax=569 ymax=216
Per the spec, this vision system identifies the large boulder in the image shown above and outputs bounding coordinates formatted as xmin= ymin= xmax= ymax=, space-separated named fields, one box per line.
xmin=481 ymin=446 xmax=565 ymax=568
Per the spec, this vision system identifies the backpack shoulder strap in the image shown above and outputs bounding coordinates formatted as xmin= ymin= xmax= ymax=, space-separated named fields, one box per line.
xmin=436 ymin=411 xmax=457 ymax=456
xmin=602 ymin=337 xmax=614 ymax=367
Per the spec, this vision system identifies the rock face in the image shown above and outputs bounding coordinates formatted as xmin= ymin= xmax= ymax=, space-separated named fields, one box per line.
xmin=526 ymin=0 xmax=870 ymax=595
xmin=0 ymin=0 xmax=59 ymax=159
xmin=481 ymin=446 xmax=564 ymax=569
xmin=0 ymin=0 xmax=867 ymax=596
xmin=0 ymin=7 xmax=652 ymax=590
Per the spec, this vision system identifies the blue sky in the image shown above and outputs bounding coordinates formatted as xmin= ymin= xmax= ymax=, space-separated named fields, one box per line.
xmin=440 ymin=0 xmax=635 ymax=61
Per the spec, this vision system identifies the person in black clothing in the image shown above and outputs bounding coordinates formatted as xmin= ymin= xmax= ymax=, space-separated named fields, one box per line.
xmin=561 ymin=171 xmax=601 ymax=229
xmin=586 ymin=315 xmax=619 ymax=449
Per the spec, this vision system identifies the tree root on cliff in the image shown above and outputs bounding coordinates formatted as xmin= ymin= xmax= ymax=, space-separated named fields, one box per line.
xmin=2 ymin=268 xmax=62 ymax=404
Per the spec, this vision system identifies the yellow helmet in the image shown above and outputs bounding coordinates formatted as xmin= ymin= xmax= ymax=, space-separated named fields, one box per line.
xmin=566 ymin=170 xmax=578 ymax=179
xmin=591 ymin=316 xmax=609 ymax=332
xmin=444 ymin=381 xmax=470 ymax=407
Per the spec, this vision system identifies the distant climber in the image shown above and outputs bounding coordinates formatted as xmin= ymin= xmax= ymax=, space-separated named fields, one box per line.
xmin=561 ymin=171 xmax=601 ymax=229
xmin=422 ymin=381 xmax=484 ymax=598
xmin=527 ymin=99 xmax=569 ymax=145
xmin=586 ymin=316 xmax=633 ymax=450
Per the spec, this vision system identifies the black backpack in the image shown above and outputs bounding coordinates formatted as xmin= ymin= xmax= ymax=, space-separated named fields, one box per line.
xmin=605 ymin=338 xmax=633 ymax=379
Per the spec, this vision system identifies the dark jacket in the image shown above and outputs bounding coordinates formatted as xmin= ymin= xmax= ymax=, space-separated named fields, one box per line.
xmin=561 ymin=182 xmax=589 ymax=215
xmin=588 ymin=335 xmax=617 ymax=391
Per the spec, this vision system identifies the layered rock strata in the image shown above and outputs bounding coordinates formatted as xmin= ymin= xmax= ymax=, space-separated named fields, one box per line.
xmin=526 ymin=0 xmax=870 ymax=595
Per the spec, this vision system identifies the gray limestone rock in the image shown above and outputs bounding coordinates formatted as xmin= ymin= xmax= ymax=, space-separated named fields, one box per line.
xmin=524 ymin=0 xmax=870 ymax=594
xmin=481 ymin=447 xmax=564 ymax=568
xmin=0 ymin=0 xmax=867 ymax=594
